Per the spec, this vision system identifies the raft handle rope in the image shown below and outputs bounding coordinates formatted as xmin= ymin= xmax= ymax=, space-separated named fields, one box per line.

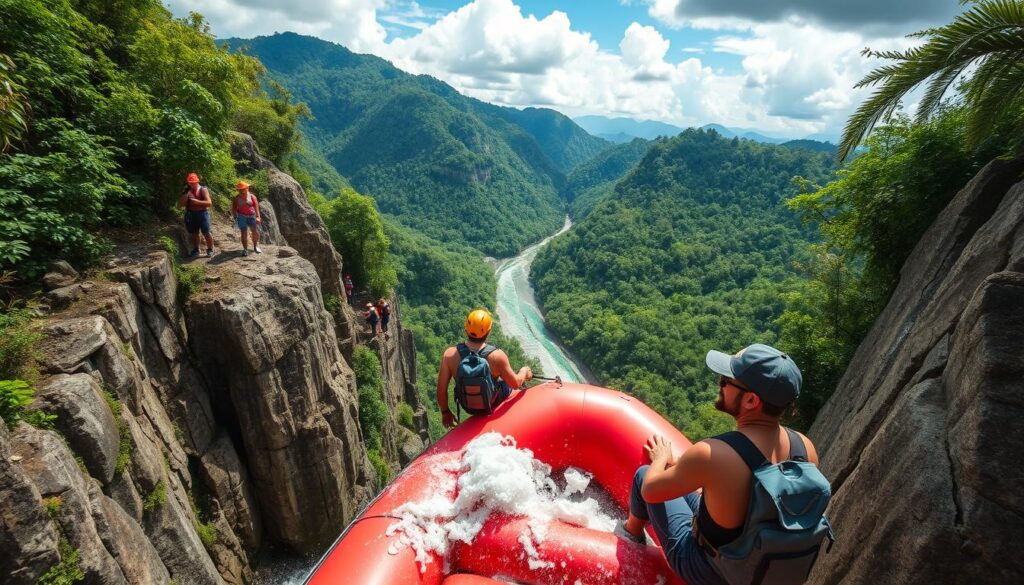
xmin=529 ymin=375 xmax=563 ymax=387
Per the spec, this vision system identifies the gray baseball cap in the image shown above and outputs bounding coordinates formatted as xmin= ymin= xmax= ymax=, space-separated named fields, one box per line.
xmin=705 ymin=344 xmax=802 ymax=407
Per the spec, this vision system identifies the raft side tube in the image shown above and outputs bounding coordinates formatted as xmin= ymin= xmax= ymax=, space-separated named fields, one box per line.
xmin=305 ymin=383 xmax=693 ymax=584
xmin=452 ymin=515 xmax=685 ymax=585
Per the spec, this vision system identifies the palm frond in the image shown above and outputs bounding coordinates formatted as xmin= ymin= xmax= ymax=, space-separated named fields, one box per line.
xmin=839 ymin=0 xmax=1024 ymax=160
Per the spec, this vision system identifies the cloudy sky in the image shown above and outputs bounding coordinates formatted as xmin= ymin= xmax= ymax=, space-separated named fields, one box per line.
xmin=163 ymin=0 xmax=964 ymax=139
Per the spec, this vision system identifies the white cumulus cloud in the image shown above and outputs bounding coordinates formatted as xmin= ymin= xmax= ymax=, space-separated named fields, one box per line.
xmin=164 ymin=0 xmax=926 ymax=138
xmin=164 ymin=0 xmax=389 ymax=52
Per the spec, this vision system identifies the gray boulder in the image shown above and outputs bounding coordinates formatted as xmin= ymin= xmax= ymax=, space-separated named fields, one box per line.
xmin=42 ymin=260 xmax=78 ymax=290
xmin=0 ymin=423 xmax=60 ymax=584
xmin=12 ymin=424 xmax=128 ymax=584
xmin=186 ymin=250 xmax=368 ymax=554
xmin=33 ymin=374 xmax=120 ymax=484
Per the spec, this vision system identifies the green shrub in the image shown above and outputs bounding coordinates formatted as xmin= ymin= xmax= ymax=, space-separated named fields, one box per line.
xmin=187 ymin=487 xmax=218 ymax=549
xmin=143 ymin=481 xmax=166 ymax=513
xmin=42 ymin=496 xmax=62 ymax=519
xmin=396 ymin=402 xmax=415 ymax=431
xmin=323 ymin=293 xmax=339 ymax=314
xmin=0 ymin=120 xmax=125 ymax=278
xmin=158 ymin=236 xmax=178 ymax=258
xmin=196 ymin=521 xmax=217 ymax=548
xmin=0 ymin=379 xmax=53 ymax=429
xmin=102 ymin=389 xmax=132 ymax=475
xmin=37 ymin=537 xmax=84 ymax=585
xmin=23 ymin=408 xmax=56 ymax=430
xmin=0 ymin=308 xmax=39 ymax=381
xmin=175 ymin=264 xmax=205 ymax=300
xmin=312 ymin=188 xmax=397 ymax=298
xmin=0 ymin=379 xmax=32 ymax=429
xmin=353 ymin=346 xmax=388 ymax=451
xmin=367 ymin=448 xmax=391 ymax=486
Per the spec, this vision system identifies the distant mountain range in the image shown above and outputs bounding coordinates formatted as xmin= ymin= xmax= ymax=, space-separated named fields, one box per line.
xmin=225 ymin=33 xmax=608 ymax=257
xmin=574 ymin=115 xmax=838 ymax=148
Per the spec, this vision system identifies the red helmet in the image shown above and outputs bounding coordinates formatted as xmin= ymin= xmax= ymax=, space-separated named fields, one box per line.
xmin=186 ymin=173 xmax=200 ymax=184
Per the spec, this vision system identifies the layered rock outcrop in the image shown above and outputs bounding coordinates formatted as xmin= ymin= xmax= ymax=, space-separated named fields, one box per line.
xmin=1 ymin=135 xmax=428 ymax=583
xmin=808 ymin=157 xmax=1024 ymax=584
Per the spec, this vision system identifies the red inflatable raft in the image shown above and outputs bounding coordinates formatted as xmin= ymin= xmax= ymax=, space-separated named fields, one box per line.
xmin=305 ymin=383 xmax=691 ymax=585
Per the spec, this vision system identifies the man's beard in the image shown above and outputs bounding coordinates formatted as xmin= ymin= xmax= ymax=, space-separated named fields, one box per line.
xmin=714 ymin=389 xmax=742 ymax=416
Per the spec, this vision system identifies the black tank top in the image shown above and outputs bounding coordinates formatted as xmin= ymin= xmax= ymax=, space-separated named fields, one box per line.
xmin=697 ymin=428 xmax=807 ymax=549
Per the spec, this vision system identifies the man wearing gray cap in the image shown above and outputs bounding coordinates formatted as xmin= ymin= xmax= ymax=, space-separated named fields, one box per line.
xmin=618 ymin=344 xmax=833 ymax=585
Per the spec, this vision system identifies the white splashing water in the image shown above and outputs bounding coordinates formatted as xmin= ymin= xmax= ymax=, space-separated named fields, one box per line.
xmin=385 ymin=432 xmax=621 ymax=574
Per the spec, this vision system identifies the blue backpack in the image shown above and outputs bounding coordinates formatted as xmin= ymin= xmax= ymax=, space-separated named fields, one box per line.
xmin=454 ymin=343 xmax=499 ymax=416
xmin=699 ymin=429 xmax=834 ymax=585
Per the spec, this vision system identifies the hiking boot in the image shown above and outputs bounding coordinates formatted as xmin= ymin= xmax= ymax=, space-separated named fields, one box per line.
xmin=187 ymin=249 xmax=200 ymax=259
xmin=253 ymin=246 xmax=262 ymax=254
xmin=241 ymin=249 xmax=249 ymax=257
xmin=205 ymin=248 xmax=214 ymax=258
xmin=614 ymin=521 xmax=648 ymax=545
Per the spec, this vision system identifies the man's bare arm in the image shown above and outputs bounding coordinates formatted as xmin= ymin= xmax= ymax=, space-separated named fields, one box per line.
xmin=641 ymin=438 xmax=710 ymax=503
xmin=436 ymin=350 xmax=454 ymax=411
xmin=491 ymin=350 xmax=530 ymax=388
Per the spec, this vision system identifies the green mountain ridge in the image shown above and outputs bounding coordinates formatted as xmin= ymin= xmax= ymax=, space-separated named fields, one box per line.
xmin=225 ymin=32 xmax=608 ymax=257
xmin=531 ymin=129 xmax=835 ymax=438
xmin=564 ymin=137 xmax=654 ymax=218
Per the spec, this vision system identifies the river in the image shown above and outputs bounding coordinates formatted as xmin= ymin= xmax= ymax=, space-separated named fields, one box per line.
xmin=493 ymin=216 xmax=597 ymax=384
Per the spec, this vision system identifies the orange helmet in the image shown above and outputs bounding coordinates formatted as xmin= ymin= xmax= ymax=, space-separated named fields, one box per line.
xmin=465 ymin=309 xmax=493 ymax=339
xmin=186 ymin=173 xmax=200 ymax=184
xmin=235 ymin=181 xmax=250 ymax=190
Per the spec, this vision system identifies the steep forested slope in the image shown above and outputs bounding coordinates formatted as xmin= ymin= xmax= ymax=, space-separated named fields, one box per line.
xmin=226 ymin=33 xmax=607 ymax=256
xmin=564 ymin=137 xmax=653 ymax=217
xmin=532 ymin=129 xmax=834 ymax=437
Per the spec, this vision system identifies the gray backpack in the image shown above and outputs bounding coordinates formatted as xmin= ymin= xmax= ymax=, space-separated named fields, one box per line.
xmin=700 ymin=429 xmax=835 ymax=585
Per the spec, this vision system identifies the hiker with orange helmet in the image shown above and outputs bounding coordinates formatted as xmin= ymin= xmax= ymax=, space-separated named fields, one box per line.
xmin=436 ymin=309 xmax=532 ymax=429
xmin=232 ymin=181 xmax=262 ymax=257
xmin=177 ymin=172 xmax=215 ymax=258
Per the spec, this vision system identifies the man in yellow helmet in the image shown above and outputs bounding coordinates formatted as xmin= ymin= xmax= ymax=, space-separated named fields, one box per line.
xmin=436 ymin=309 xmax=533 ymax=428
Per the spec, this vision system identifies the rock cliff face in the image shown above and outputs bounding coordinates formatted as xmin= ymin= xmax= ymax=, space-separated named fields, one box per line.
xmin=0 ymin=136 xmax=428 ymax=584
xmin=809 ymin=157 xmax=1024 ymax=584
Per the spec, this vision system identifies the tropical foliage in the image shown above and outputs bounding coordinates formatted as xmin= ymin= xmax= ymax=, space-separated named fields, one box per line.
xmin=312 ymin=188 xmax=397 ymax=297
xmin=0 ymin=54 xmax=28 ymax=152
xmin=839 ymin=0 xmax=1024 ymax=159
xmin=0 ymin=0 xmax=308 ymax=279
xmin=778 ymin=105 xmax=1015 ymax=426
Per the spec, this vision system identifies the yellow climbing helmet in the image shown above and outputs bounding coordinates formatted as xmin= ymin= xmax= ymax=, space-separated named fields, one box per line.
xmin=465 ymin=309 xmax=493 ymax=339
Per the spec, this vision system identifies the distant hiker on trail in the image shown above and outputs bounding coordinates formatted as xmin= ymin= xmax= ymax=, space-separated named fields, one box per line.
xmin=178 ymin=172 xmax=214 ymax=258
xmin=620 ymin=344 xmax=833 ymax=585
xmin=436 ymin=309 xmax=533 ymax=429
xmin=344 ymin=275 xmax=354 ymax=304
xmin=232 ymin=181 xmax=262 ymax=257
xmin=376 ymin=298 xmax=391 ymax=338
xmin=364 ymin=302 xmax=379 ymax=337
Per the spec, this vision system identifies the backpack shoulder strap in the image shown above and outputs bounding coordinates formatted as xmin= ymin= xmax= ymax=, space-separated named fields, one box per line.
xmin=714 ymin=431 xmax=768 ymax=472
xmin=456 ymin=343 xmax=471 ymax=359
xmin=785 ymin=427 xmax=809 ymax=462
xmin=477 ymin=344 xmax=497 ymax=359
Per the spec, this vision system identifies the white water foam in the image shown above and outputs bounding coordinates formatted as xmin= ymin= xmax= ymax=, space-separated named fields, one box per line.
xmin=385 ymin=432 xmax=622 ymax=574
